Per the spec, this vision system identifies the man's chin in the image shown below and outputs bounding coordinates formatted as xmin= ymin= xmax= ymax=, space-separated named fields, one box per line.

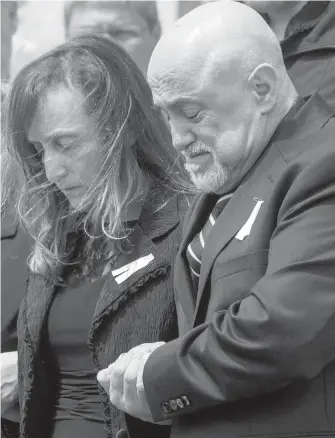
xmin=190 ymin=172 xmax=226 ymax=194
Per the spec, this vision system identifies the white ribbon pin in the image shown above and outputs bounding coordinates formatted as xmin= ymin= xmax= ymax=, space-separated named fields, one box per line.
xmin=235 ymin=199 xmax=264 ymax=241
xmin=111 ymin=253 xmax=154 ymax=284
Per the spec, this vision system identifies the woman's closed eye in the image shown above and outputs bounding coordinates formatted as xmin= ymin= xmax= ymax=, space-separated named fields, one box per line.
xmin=183 ymin=108 xmax=201 ymax=120
xmin=54 ymin=137 xmax=77 ymax=151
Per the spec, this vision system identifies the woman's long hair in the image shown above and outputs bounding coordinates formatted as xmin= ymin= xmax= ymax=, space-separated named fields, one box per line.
xmin=4 ymin=34 xmax=190 ymax=282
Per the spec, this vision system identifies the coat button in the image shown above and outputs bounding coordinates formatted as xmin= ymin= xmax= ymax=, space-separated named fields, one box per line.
xmin=169 ymin=399 xmax=178 ymax=411
xmin=176 ymin=398 xmax=184 ymax=409
xmin=181 ymin=395 xmax=191 ymax=406
xmin=161 ymin=401 xmax=173 ymax=413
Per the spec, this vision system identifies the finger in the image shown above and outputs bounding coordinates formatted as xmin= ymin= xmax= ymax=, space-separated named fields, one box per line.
xmin=96 ymin=353 xmax=128 ymax=392
xmin=123 ymin=356 xmax=142 ymax=407
xmin=136 ymin=352 xmax=151 ymax=392
xmin=97 ymin=368 xmax=110 ymax=392
xmin=108 ymin=352 xmax=135 ymax=398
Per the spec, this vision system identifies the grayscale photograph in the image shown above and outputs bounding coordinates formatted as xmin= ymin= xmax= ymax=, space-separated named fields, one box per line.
xmin=1 ymin=1 xmax=335 ymax=437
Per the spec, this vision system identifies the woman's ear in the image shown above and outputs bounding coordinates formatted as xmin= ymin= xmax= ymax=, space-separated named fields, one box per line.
xmin=248 ymin=63 xmax=278 ymax=113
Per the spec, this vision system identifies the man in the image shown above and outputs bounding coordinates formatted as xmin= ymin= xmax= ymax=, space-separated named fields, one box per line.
xmin=98 ymin=2 xmax=335 ymax=437
xmin=63 ymin=1 xmax=161 ymax=73
xmin=244 ymin=1 xmax=335 ymax=108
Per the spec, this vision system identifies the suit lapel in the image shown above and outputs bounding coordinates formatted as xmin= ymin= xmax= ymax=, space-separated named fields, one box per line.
xmin=193 ymin=142 xmax=287 ymax=327
xmin=174 ymin=194 xmax=218 ymax=327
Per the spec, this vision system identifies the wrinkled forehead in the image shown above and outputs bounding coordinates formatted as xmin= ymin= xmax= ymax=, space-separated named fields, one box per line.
xmin=148 ymin=53 xmax=238 ymax=110
xmin=148 ymin=54 xmax=207 ymax=106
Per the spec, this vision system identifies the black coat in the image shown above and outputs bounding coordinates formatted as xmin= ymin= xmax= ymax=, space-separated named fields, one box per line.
xmin=143 ymin=94 xmax=335 ymax=437
xmin=1 ymin=214 xmax=31 ymax=437
xmin=281 ymin=1 xmax=335 ymax=109
xmin=1 ymin=214 xmax=31 ymax=353
xmin=17 ymin=190 xmax=188 ymax=438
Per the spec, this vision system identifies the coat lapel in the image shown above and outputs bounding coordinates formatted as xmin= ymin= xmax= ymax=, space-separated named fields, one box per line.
xmin=89 ymin=194 xmax=181 ymax=339
xmin=25 ymin=274 xmax=56 ymax=350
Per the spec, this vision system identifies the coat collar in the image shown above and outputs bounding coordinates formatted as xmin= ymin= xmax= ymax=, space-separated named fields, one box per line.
xmin=279 ymin=2 xmax=335 ymax=56
xmin=262 ymin=2 xmax=331 ymax=42
xmin=139 ymin=188 xmax=181 ymax=240
xmin=284 ymin=1 xmax=330 ymax=40
xmin=24 ymin=190 xmax=181 ymax=348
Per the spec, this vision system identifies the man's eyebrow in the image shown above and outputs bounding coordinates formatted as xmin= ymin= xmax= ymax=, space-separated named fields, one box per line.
xmin=153 ymin=96 xmax=200 ymax=110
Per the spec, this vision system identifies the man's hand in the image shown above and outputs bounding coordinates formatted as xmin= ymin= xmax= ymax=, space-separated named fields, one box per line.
xmin=97 ymin=342 xmax=165 ymax=423
xmin=1 ymin=351 xmax=18 ymax=414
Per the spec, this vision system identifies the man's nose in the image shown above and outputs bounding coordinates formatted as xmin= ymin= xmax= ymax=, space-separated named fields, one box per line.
xmin=170 ymin=122 xmax=195 ymax=152
xmin=43 ymin=150 xmax=67 ymax=184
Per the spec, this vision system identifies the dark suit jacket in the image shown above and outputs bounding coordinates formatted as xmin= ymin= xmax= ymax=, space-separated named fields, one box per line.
xmin=143 ymin=93 xmax=335 ymax=438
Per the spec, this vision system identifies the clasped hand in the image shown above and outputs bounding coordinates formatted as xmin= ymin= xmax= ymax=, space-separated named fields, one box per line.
xmin=97 ymin=342 xmax=167 ymax=423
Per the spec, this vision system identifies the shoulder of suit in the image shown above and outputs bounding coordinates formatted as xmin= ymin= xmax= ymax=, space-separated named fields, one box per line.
xmin=275 ymin=115 xmax=335 ymax=166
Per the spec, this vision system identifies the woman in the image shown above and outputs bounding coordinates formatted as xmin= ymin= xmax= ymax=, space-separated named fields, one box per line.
xmin=4 ymin=35 xmax=190 ymax=438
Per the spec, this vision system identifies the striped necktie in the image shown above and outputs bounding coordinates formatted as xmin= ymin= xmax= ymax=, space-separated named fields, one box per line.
xmin=186 ymin=192 xmax=233 ymax=291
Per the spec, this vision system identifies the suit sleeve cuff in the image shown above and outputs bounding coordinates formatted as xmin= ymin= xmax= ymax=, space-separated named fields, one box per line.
xmin=143 ymin=338 xmax=193 ymax=422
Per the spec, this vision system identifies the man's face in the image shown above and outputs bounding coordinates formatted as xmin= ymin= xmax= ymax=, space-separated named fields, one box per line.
xmin=66 ymin=5 xmax=157 ymax=73
xmin=149 ymin=60 xmax=262 ymax=194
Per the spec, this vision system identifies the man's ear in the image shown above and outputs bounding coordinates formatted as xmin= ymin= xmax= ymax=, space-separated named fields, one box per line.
xmin=248 ymin=63 xmax=278 ymax=113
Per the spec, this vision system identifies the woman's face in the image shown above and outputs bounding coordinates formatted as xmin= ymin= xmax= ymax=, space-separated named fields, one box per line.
xmin=27 ymin=84 xmax=105 ymax=210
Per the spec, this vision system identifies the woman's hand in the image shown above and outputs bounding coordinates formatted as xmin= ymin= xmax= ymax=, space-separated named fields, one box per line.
xmin=97 ymin=342 xmax=165 ymax=423
xmin=1 ymin=351 xmax=18 ymax=414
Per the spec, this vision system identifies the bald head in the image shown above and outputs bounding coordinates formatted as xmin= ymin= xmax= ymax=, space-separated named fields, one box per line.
xmin=148 ymin=1 xmax=297 ymax=195
xmin=149 ymin=1 xmax=286 ymax=84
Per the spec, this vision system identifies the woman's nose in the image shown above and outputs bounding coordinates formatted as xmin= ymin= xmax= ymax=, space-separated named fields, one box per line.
xmin=43 ymin=150 xmax=67 ymax=184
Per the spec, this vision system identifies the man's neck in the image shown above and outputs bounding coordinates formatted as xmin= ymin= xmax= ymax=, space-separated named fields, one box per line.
xmin=267 ymin=1 xmax=308 ymax=41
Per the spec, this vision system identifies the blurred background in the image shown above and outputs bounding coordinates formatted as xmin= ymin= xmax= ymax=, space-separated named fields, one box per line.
xmin=3 ymin=1 xmax=204 ymax=79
